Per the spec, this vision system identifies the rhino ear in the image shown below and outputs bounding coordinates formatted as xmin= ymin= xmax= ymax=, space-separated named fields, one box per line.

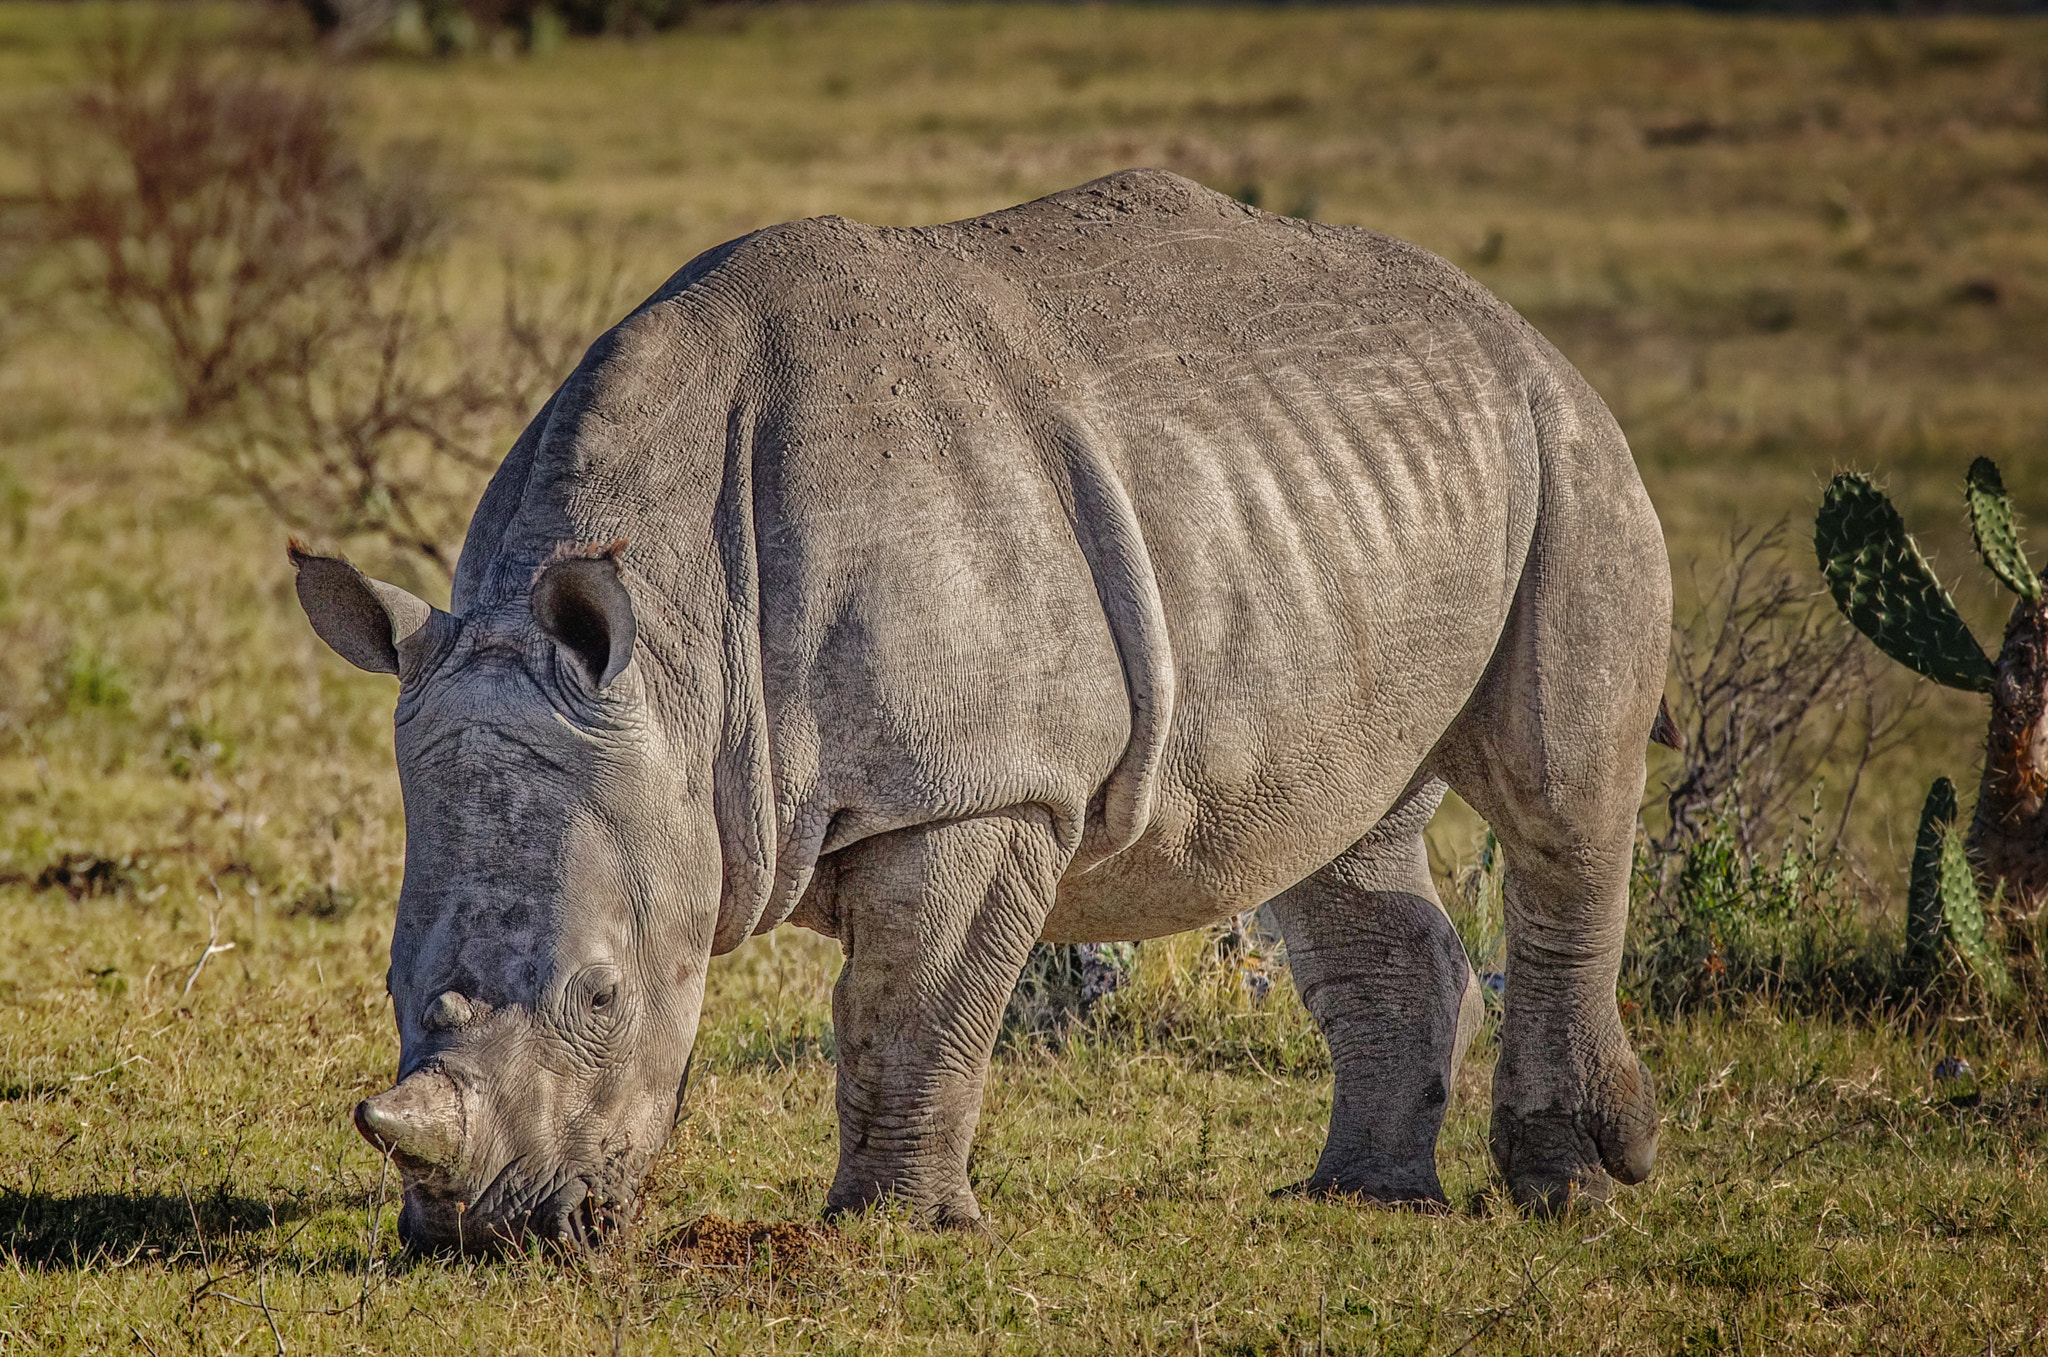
xmin=531 ymin=543 xmax=636 ymax=689
xmin=288 ymin=540 xmax=440 ymax=677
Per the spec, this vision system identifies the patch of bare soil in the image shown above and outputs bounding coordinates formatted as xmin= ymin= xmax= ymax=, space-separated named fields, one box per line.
xmin=657 ymin=1215 xmax=830 ymax=1278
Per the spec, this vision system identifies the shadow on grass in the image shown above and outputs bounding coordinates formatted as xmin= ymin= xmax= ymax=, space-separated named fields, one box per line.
xmin=0 ymin=1080 xmax=71 ymax=1102
xmin=0 ymin=1188 xmax=312 ymax=1270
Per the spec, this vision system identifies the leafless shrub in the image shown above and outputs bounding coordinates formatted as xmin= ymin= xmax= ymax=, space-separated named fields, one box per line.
xmin=1619 ymin=528 xmax=1924 ymax=1016
xmin=35 ymin=17 xmax=639 ymax=577
xmin=1654 ymin=523 xmax=1921 ymax=862
xmin=34 ymin=22 xmax=444 ymax=421
xmin=212 ymin=241 xmax=636 ymax=576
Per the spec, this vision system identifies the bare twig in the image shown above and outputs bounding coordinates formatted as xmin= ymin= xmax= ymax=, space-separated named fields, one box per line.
xmin=358 ymin=1146 xmax=394 ymax=1322
xmin=69 ymin=1054 xmax=145 ymax=1083
xmin=258 ymin=1264 xmax=287 ymax=1356
xmin=35 ymin=21 xmax=638 ymax=578
xmin=180 ymin=1184 xmax=216 ymax=1293
xmin=1445 ymin=1253 xmax=1576 ymax=1357
xmin=1657 ymin=523 xmax=1918 ymax=864
xmin=1757 ymin=1115 xmax=1876 ymax=1181
xmin=181 ymin=908 xmax=235 ymax=1002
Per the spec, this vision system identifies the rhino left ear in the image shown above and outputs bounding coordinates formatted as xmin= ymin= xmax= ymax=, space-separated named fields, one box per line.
xmin=532 ymin=542 xmax=636 ymax=689
xmin=289 ymin=540 xmax=445 ymax=679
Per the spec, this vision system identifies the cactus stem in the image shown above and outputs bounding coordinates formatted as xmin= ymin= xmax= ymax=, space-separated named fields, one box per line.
xmin=1968 ymin=594 xmax=2048 ymax=923
xmin=1967 ymin=457 xmax=2041 ymax=603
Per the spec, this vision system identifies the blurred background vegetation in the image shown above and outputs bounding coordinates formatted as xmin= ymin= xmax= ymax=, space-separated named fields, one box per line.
xmin=2 ymin=3 xmax=2047 ymax=1351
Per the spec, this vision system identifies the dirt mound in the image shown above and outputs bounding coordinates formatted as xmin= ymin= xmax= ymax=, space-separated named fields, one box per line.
xmin=659 ymin=1215 xmax=828 ymax=1276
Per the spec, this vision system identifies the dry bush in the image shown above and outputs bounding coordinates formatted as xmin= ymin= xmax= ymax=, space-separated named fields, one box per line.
xmin=33 ymin=21 xmax=441 ymax=421
xmin=1655 ymin=524 xmax=1920 ymax=862
xmin=214 ymin=241 xmax=637 ymax=576
xmin=34 ymin=17 xmax=637 ymax=578
xmin=1628 ymin=527 xmax=1924 ymax=1015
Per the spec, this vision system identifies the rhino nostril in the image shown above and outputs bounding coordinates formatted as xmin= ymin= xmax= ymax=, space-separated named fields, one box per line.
xmin=422 ymin=990 xmax=474 ymax=1032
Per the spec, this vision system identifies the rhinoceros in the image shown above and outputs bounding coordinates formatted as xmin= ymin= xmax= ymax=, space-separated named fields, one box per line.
xmin=293 ymin=169 xmax=1668 ymax=1250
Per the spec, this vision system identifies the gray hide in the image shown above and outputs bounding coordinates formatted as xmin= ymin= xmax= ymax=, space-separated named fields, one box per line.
xmin=296 ymin=169 xmax=1667 ymax=1249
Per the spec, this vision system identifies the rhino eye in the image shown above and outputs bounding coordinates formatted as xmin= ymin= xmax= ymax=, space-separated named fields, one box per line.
xmin=570 ymin=965 xmax=622 ymax=1022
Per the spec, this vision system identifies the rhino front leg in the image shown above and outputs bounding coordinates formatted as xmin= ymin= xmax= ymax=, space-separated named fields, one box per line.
xmin=1267 ymin=779 xmax=1481 ymax=1209
xmin=823 ymin=808 xmax=1065 ymax=1228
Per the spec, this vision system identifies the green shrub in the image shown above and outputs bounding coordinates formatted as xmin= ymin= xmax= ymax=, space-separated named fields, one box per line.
xmin=1002 ymin=941 xmax=1139 ymax=1046
xmin=1065 ymin=928 xmax=1326 ymax=1079
xmin=1626 ymin=792 xmax=1896 ymax=1017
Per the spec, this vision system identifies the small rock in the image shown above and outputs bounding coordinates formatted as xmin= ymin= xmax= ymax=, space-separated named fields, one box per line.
xmin=1933 ymin=1055 xmax=1973 ymax=1084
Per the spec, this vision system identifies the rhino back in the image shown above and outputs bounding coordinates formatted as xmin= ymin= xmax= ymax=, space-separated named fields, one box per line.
xmin=462 ymin=170 xmax=1615 ymax=938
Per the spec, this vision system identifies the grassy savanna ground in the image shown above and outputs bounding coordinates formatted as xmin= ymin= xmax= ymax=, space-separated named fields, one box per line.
xmin=1 ymin=3 xmax=2047 ymax=1352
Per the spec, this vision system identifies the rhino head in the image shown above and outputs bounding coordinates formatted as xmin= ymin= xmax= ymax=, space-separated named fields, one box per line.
xmin=291 ymin=541 xmax=718 ymax=1253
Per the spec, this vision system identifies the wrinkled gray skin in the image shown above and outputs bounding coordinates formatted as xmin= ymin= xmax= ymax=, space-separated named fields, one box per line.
xmin=295 ymin=170 xmax=1667 ymax=1251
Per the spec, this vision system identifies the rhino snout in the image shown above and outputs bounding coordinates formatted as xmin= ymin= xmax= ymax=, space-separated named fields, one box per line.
xmin=354 ymin=1070 xmax=463 ymax=1171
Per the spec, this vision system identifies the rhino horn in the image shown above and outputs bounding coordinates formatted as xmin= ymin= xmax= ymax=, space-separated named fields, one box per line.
xmin=354 ymin=1071 xmax=463 ymax=1169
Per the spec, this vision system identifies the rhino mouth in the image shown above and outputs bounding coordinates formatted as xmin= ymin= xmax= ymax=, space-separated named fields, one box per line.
xmin=395 ymin=1163 xmax=631 ymax=1255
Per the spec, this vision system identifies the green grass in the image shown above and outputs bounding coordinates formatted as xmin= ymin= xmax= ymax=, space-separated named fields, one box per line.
xmin=3 ymin=3 xmax=2047 ymax=1351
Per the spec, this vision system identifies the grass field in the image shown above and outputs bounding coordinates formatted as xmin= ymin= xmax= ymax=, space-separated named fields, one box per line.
xmin=2 ymin=3 xmax=2047 ymax=1352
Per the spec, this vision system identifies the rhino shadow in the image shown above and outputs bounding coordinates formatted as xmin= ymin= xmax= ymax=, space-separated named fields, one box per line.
xmin=0 ymin=1188 xmax=320 ymax=1271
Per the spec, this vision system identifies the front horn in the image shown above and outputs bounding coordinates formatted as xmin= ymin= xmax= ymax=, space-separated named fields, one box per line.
xmin=354 ymin=1070 xmax=463 ymax=1170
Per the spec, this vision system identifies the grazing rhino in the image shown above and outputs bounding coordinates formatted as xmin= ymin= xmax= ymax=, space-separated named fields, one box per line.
xmin=294 ymin=169 xmax=1668 ymax=1251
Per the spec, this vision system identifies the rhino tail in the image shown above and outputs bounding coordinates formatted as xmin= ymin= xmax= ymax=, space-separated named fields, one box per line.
xmin=1054 ymin=414 xmax=1176 ymax=871
xmin=1649 ymin=695 xmax=1684 ymax=751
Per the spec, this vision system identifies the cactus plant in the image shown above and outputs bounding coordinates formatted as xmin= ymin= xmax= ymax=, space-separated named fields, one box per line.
xmin=1966 ymin=458 xmax=2041 ymax=603
xmin=1936 ymin=824 xmax=2011 ymax=1000
xmin=1904 ymin=777 xmax=2011 ymax=997
xmin=1817 ymin=460 xmax=2048 ymax=931
xmin=1905 ymin=777 xmax=1958 ymax=978
xmin=1814 ymin=473 xmax=1993 ymax=693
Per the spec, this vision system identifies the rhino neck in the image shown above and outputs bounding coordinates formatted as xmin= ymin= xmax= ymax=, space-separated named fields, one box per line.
xmin=450 ymin=308 xmax=777 ymax=956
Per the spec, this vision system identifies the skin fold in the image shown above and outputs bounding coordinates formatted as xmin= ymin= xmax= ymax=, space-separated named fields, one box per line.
xmin=295 ymin=169 xmax=1668 ymax=1249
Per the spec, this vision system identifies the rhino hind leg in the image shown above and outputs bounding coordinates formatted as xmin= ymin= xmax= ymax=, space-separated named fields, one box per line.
xmin=820 ymin=807 xmax=1064 ymax=1230
xmin=1267 ymin=778 xmax=1481 ymax=1211
xmin=1438 ymin=697 xmax=1662 ymax=1217
xmin=1430 ymin=426 xmax=1668 ymax=1217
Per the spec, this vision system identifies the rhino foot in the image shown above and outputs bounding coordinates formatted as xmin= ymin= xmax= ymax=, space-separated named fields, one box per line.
xmin=823 ymin=1179 xmax=989 ymax=1234
xmin=1490 ymin=1056 xmax=1657 ymax=1217
xmin=1270 ymin=1173 xmax=1450 ymax=1214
